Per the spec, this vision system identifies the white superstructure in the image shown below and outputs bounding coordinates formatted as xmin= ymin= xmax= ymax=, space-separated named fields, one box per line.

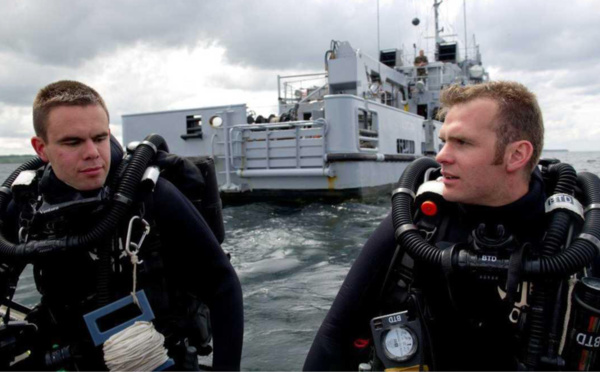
xmin=122 ymin=1 xmax=488 ymax=201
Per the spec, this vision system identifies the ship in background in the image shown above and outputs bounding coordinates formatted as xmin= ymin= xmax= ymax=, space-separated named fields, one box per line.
xmin=122 ymin=0 xmax=488 ymax=202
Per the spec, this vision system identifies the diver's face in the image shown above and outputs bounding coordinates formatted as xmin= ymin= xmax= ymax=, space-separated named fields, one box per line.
xmin=436 ymin=98 xmax=508 ymax=206
xmin=32 ymin=104 xmax=111 ymax=191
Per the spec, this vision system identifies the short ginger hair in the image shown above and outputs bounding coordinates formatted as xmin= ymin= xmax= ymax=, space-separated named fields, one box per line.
xmin=438 ymin=81 xmax=544 ymax=172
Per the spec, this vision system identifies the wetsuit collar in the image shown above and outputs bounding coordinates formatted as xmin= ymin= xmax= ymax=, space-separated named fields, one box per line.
xmin=38 ymin=165 xmax=105 ymax=205
xmin=458 ymin=168 xmax=546 ymax=243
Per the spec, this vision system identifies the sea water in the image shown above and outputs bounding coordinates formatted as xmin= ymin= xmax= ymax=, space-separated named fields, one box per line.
xmin=3 ymin=151 xmax=600 ymax=370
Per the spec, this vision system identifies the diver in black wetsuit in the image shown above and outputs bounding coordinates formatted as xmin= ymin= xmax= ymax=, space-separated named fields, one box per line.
xmin=303 ymin=175 xmax=546 ymax=370
xmin=0 ymin=81 xmax=243 ymax=370
xmin=304 ymin=81 xmax=587 ymax=370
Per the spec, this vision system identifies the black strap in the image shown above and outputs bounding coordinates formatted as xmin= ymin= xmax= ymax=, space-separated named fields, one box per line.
xmin=505 ymin=242 xmax=528 ymax=306
xmin=376 ymin=244 xmax=406 ymax=310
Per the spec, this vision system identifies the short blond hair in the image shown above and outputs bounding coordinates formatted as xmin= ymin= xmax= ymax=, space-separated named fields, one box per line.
xmin=33 ymin=80 xmax=109 ymax=140
xmin=439 ymin=81 xmax=544 ymax=172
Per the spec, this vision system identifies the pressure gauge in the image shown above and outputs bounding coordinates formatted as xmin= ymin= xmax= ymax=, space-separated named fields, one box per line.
xmin=383 ymin=326 xmax=417 ymax=361
xmin=371 ymin=311 xmax=422 ymax=369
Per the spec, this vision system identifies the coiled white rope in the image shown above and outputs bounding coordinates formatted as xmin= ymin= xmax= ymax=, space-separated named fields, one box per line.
xmin=103 ymin=321 xmax=169 ymax=371
xmin=101 ymin=216 xmax=170 ymax=371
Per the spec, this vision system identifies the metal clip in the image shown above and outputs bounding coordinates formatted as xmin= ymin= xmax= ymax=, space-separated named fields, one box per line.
xmin=123 ymin=216 xmax=151 ymax=309
xmin=125 ymin=216 xmax=150 ymax=261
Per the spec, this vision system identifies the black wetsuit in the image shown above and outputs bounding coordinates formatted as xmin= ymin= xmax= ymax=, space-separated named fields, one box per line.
xmin=3 ymin=170 xmax=244 ymax=370
xmin=304 ymin=171 xmax=547 ymax=371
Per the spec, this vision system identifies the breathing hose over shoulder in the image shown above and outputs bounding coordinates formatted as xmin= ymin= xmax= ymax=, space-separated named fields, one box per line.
xmin=0 ymin=134 xmax=167 ymax=260
xmin=526 ymin=171 xmax=600 ymax=275
xmin=391 ymin=157 xmax=443 ymax=265
xmin=391 ymin=158 xmax=600 ymax=277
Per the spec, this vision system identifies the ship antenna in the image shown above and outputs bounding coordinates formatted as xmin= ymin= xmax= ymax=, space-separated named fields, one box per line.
xmin=433 ymin=0 xmax=442 ymax=61
xmin=463 ymin=0 xmax=468 ymax=60
xmin=377 ymin=0 xmax=381 ymax=74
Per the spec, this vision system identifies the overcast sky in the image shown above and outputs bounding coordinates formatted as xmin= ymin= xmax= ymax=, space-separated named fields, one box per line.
xmin=1 ymin=0 xmax=599 ymax=154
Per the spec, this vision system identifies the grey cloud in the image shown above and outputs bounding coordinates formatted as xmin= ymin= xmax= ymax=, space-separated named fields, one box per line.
xmin=213 ymin=0 xmax=383 ymax=69
xmin=0 ymin=0 xmax=421 ymax=110
xmin=0 ymin=105 xmax=31 ymax=139
xmin=1 ymin=0 xmax=600 ymax=154
xmin=0 ymin=84 xmax=37 ymax=107
xmin=205 ymin=72 xmax=274 ymax=92
xmin=542 ymin=63 xmax=600 ymax=96
xmin=468 ymin=1 xmax=600 ymax=73
xmin=0 ymin=52 xmax=71 ymax=106
xmin=575 ymin=84 xmax=600 ymax=96
xmin=3 ymin=0 xmax=600 ymax=75
xmin=0 ymin=0 xmax=212 ymax=67
xmin=0 ymin=0 xmax=418 ymax=71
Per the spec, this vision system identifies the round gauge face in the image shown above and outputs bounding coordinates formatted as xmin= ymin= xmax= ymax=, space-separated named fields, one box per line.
xmin=383 ymin=326 xmax=417 ymax=362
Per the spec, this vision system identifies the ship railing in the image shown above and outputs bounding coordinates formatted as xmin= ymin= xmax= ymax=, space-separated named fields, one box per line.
xmin=400 ymin=66 xmax=446 ymax=91
xmin=277 ymin=72 xmax=328 ymax=106
xmin=227 ymin=119 xmax=331 ymax=177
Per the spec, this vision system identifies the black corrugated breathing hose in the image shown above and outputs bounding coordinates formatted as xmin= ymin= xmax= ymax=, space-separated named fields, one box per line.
xmin=523 ymin=163 xmax=577 ymax=369
xmin=392 ymin=159 xmax=600 ymax=370
xmin=392 ymin=160 xmax=600 ymax=277
xmin=525 ymin=171 xmax=600 ymax=276
xmin=391 ymin=157 xmax=442 ymax=265
xmin=0 ymin=134 xmax=167 ymax=261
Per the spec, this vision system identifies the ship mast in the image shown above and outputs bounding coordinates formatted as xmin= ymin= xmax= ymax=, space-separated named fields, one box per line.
xmin=433 ymin=0 xmax=443 ymax=61
xmin=463 ymin=0 xmax=468 ymax=60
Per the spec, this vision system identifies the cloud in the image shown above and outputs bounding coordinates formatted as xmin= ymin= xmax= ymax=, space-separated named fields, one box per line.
xmin=0 ymin=0 xmax=599 ymax=154
xmin=85 ymin=42 xmax=283 ymax=120
xmin=0 ymin=0 xmax=211 ymax=67
xmin=0 ymin=51 xmax=69 ymax=106
xmin=3 ymin=0 xmax=599 ymax=73
xmin=468 ymin=0 xmax=600 ymax=73
xmin=0 ymin=103 xmax=33 ymax=155
xmin=0 ymin=0 xmax=419 ymax=71
xmin=0 ymin=104 xmax=31 ymax=136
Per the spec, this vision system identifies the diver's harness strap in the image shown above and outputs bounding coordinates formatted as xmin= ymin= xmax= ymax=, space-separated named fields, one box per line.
xmin=505 ymin=242 xmax=528 ymax=307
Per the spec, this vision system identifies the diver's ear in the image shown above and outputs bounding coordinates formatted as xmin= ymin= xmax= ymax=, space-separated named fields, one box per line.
xmin=505 ymin=140 xmax=533 ymax=173
xmin=31 ymin=136 xmax=49 ymax=163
